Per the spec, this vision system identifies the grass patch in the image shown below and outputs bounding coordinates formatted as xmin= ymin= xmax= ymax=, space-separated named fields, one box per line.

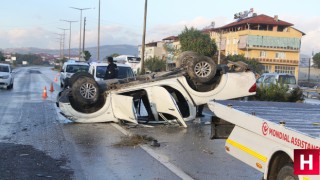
xmin=113 ymin=134 xmax=155 ymax=147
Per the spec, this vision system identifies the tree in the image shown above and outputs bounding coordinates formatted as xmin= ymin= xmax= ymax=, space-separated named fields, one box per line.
xmin=178 ymin=27 xmax=217 ymax=57
xmin=110 ymin=53 xmax=120 ymax=57
xmin=0 ymin=51 xmax=5 ymax=61
xmin=313 ymin=52 xmax=320 ymax=68
xmin=83 ymin=50 xmax=91 ymax=61
xmin=144 ymin=56 xmax=166 ymax=72
xmin=225 ymin=54 xmax=263 ymax=74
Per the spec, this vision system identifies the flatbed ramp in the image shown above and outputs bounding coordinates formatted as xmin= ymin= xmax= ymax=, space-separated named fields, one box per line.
xmin=216 ymin=100 xmax=320 ymax=139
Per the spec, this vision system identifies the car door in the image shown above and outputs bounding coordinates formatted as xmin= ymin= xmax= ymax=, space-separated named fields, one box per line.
xmin=111 ymin=94 xmax=138 ymax=124
xmin=147 ymin=86 xmax=187 ymax=127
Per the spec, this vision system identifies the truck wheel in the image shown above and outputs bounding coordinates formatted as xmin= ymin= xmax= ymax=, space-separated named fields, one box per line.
xmin=69 ymin=72 xmax=94 ymax=88
xmin=276 ymin=165 xmax=298 ymax=180
xmin=187 ymin=55 xmax=217 ymax=84
xmin=72 ymin=76 xmax=100 ymax=106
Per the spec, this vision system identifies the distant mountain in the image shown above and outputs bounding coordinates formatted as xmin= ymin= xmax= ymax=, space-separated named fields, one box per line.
xmin=3 ymin=44 xmax=138 ymax=60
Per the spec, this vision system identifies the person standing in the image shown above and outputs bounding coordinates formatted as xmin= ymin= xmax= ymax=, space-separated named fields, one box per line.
xmin=104 ymin=57 xmax=118 ymax=79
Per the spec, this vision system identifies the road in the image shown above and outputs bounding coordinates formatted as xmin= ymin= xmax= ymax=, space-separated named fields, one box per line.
xmin=1 ymin=66 xmax=319 ymax=180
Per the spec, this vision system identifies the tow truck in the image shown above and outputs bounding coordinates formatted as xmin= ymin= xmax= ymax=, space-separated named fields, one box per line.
xmin=56 ymin=51 xmax=256 ymax=127
xmin=208 ymin=101 xmax=320 ymax=180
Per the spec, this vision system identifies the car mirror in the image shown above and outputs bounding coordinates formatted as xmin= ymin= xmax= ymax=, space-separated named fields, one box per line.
xmin=60 ymin=69 xmax=64 ymax=72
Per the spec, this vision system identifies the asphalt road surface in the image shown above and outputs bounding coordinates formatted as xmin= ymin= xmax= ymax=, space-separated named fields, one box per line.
xmin=2 ymin=66 xmax=318 ymax=180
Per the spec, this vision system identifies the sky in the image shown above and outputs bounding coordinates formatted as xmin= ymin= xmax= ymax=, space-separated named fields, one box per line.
xmin=0 ymin=0 xmax=320 ymax=55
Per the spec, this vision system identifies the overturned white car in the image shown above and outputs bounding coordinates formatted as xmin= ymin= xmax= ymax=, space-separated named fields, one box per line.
xmin=57 ymin=52 xmax=257 ymax=127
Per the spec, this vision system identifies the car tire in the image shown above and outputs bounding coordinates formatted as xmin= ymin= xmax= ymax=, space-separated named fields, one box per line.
xmin=69 ymin=72 xmax=94 ymax=88
xmin=176 ymin=51 xmax=199 ymax=68
xmin=71 ymin=76 xmax=100 ymax=106
xmin=187 ymin=55 xmax=217 ymax=84
xmin=276 ymin=164 xmax=298 ymax=180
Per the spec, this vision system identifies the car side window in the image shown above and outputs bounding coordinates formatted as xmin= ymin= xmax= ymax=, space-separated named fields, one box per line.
xmin=264 ymin=76 xmax=275 ymax=83
xmin=256 ymin=76 xmax=263 ymax=83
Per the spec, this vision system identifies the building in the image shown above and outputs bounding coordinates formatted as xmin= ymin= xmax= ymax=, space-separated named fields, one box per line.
xmin=138 ymin=41 xmax=165 ymax=60
xmin=208 ymin=12 xmax=305 ymax=79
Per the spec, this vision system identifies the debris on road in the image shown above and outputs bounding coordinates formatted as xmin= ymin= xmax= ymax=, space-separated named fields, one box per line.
xmin=113 ymin=134 xmax=155 ymax=147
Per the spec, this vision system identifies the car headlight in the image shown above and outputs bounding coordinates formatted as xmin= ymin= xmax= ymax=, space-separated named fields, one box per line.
xmin=2 ymin=75 xmax=10 ymax=79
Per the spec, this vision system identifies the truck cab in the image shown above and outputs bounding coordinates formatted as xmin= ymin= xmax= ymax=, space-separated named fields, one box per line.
xmin=113 ymin=55 xmax=141 ymax=74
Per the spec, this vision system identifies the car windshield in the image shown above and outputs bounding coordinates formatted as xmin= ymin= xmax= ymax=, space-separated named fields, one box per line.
xmin=278 ymin=75 xmax=296 ymax=84
xmin=95 ymin=66 xmax=134 ymax=79
xmin=66 ymin=65 xmax=89 ymax=73
xmin=0 ymin=65 xmax=9 ymax=72
xmin=118 ymin=66 xmax=134 ymax=79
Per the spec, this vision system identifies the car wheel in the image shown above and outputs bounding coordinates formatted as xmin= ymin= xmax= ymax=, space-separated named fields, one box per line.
xmin=69 ymin=72 xmax=94 ymax=88
xmin=187 ymin=55 xmax=217 ymax=84
xmin=176 ymin=51 xmax=199 ymax=68
xmin=72 ymin=76 xmax=100 ymax=106
xmin=276 ymin=164 xmax=298 ymax=180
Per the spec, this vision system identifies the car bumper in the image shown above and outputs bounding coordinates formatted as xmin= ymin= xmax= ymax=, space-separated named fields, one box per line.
xmin=0 ymin=78 xmax=11 ymax=87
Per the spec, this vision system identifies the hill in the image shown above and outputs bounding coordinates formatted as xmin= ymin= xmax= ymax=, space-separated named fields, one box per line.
xmin=3 ymin=44 xmax=138 ymax=60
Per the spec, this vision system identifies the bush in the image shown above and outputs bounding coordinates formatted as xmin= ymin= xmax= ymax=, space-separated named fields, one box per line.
xmin=144 ymin=57 xmax=166 ymax=72
xmin=251 ymin=83 xmax=303 ymax=102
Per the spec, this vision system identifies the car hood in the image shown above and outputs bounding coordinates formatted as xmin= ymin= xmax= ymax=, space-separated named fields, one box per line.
xmin=0 ymin=72 xmax=10 ymax=77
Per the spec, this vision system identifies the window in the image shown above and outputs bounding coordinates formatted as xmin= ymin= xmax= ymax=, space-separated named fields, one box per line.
xmin=233 ymin=38 xmax=238 ymax=44
xmin=275 ymin=65 xmax=295 ymax=75
xmin=260 ymin=51 xmax=267 ymax=58
xmin=0 ymin=65 xmax=9 ymax=72
xmin=275 ymin=52 xmax=285 ymax=59
xmin=262 ymin=65 xmax=271 ymax=73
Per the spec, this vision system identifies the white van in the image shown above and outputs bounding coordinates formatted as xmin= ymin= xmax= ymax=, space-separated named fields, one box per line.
xmin=113 ymin=55 xmax=141 ymax=74
xmin=89 ymin=62 xmax=135 ymax=81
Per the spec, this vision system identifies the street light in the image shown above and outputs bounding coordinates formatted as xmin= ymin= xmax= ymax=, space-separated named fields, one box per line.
xmin=61 ymin=19 xmax=77 ymax=60
xmin=97 ymin=0 xmax=101 ymax=62
xmin=53 ymin=33 xmax=63 ymax=59
xmin=70 ymin=7 xmax=91 ymax=60
xmin=57 ymin=28 xmax=69 ymax=59
xmin=140 ymin=0 xmax=148 ymax=74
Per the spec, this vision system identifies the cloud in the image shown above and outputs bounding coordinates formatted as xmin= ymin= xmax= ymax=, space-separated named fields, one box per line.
xmin=0 ymin=15 xmax=319 ymax=57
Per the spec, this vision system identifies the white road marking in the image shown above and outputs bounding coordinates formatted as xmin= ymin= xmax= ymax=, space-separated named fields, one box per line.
xmin=111 ymin=123 xmax=194 ymax=180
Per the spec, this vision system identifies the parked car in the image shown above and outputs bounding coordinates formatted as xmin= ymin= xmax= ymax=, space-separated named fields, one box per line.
xmin=256 ymin=73 xmax=298 ymax=91
xmin=0 ymin=63 xmax=14 ymax=90
xmin=60 ymin=60 xmax=89 ymax=88
xmin=303 ymin=91 xmax=320 ymax=99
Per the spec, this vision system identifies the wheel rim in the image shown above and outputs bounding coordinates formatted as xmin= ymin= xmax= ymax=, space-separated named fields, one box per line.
xmin=79 ymin=83 xmax=97 ymax=100
xmin=194 ymin=61 xmax=211 ymax=77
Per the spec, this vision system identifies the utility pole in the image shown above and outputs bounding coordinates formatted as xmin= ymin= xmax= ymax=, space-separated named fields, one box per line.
xmin=53 ymin=34 xmax=63 ymax=59
xmin=61 ymin=20 xmax=77 ymax=60
xmin=218 ymin=30 xmax=222 ymax=64
xmin=83 ymin=17 xmax=86 ymax=53
xmin=70 ymin=7 xmax=91 ymax=60
xmin=97 ymin=0 xmax=101 ymax=62
xmin=57 ymin=28 xmax=69 ymax=60
xmin=140 ymin=0 xmax=148 ymax=74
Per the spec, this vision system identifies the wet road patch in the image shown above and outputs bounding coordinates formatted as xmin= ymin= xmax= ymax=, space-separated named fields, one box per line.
xmin=0 ymin=143 xmax=73 ymax=179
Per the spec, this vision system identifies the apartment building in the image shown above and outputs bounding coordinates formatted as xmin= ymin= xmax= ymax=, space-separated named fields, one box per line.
xmin=208 ymin=13 xmax=305 ymax=78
